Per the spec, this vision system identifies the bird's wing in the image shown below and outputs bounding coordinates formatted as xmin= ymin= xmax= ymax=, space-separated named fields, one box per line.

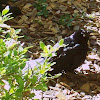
xmin=51 ymin=43 xmax=80 ymax=62
xmin=58 ymin=43 xmax=80 ymax=57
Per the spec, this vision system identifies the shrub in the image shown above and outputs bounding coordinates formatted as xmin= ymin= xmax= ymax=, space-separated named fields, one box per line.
xmin=59 ymin=13 xmax=77 ymax=28
xmin=34 ymin=0 xmax=49 ymax=17
xmin=0 ymin=6 xmax=64 ymax=99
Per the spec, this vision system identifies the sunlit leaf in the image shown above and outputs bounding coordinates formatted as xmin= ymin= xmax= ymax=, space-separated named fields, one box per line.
xmin=59 ymin=39 xmax=64 ymax=46
xmin=44 ymin=46 xmax=48 ymax=53
xmin=15 ymin=29 xmax=21 ymax=34
xmin=40 ymin=41 xmax=46 ymax=50
xmin=2 ymin=6 xmax=10 ymax=16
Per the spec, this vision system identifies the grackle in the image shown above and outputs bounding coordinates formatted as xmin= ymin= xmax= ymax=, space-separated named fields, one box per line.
xmin=23 ymin=29 xmax=89 ymax=75
xmin=48 ymin=29 xmax=89 ymax=75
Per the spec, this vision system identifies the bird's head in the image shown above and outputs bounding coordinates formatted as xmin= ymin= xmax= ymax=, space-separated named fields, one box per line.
xmin=73 ymin=29 xmax=90 ymax=43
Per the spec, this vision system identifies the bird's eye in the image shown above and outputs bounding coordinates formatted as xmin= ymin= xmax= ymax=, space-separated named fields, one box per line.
xmin=83 ymin=34 xmax=86 ymax=37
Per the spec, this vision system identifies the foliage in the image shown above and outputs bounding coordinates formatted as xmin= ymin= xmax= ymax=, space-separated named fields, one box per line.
xmin=0 ymin=6 xmax=13 ymax=23
xmin=59 ymin=13 xmax=77 ymax=28
xmin=0 ymin=6 xmax=64 ymax=99
xmin=34 ymin=0 xmax=49 ymax=17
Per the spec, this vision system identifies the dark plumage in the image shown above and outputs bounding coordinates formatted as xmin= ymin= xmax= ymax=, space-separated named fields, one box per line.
xmin=23 ymin=29 xmax=89 ymax=75
xmin=48 ymin=29 xmax=89 ymax=75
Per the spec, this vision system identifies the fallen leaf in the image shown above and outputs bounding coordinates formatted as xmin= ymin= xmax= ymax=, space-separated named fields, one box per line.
xmin=22 ymin=3 xmax=33 ymax=10
xmin=51 ymin=27 xmax=58 ymax=33
xmin=80 ymin=83 xmax=90 ymax=93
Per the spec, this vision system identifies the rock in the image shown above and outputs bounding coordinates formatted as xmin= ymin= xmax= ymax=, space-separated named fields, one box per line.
xmin=56 ymin=92 xmax=66 ymax=100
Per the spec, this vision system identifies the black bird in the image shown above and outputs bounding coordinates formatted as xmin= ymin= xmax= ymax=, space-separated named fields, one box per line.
xmin=23 ymin=29 xmax=89 ymax=75
xmin=48 ymin=29 xmax=89 ymax=75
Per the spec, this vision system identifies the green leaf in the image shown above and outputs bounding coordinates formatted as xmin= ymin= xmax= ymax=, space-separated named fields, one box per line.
xmin=15 ymin=29 xmax=21 ymax=34
xmin=0 ymin=39 xmax=3 ymax=44
xmin=5 ymin=90 xmax=10 ymax=100
xmin=4 ymin=51 xmax=10 ymax=57
xmin=2 ymin=6 xmax=10 ymax=16
xmin=47 ymin=62 xmax=56 ymax=67
xmin=35 ymin=82 xmax=47 ymax=91
xmin=40 ymin=41 xmax=46 ymax=50
xmin=9 ymin=88 xmax=14 ymax=94
xmin=29 ymin=93 xmax=35 ymax=98
xmin=44 ymin=46 xmax=48 ymax=53
xmin=13 ymin=49 xmax=18 ymax=56
xmin=15 ymin=75 xmax=24 ymax=93
xmin=18 ymin=46 xmax=23 ymax=53
xmin=40 ymin=69 xmax=45 ymax=74
xmin=53 ymin=73 xmax=62 ymax=78
xmin=0 ymin=80 xmax=5 ymax=85
xmin=30 ymin=75 xmax=37 ymax=85
xmin=59 ymin=39 xmax=64 ymax=46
